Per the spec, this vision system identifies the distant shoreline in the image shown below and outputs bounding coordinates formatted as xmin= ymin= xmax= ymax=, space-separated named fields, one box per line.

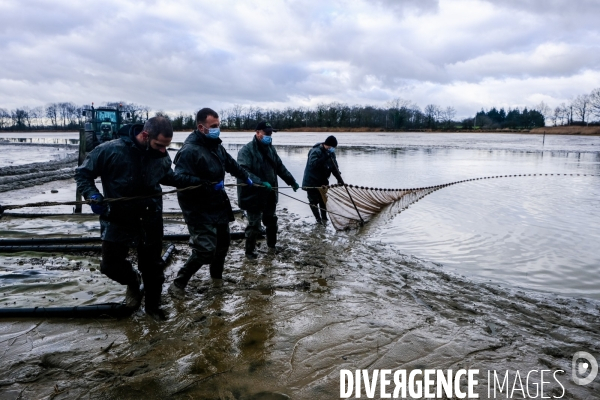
xmin=3 ymin=126 xmax=599 ymax=135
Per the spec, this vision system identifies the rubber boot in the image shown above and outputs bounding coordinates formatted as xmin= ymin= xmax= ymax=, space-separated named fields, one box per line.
xmin=310 ymin=203 xmax=322 ymax=223
xmin=173 ymin=251 xmax=203 ymax=289
xmin=209 ymin=258 xmax=225 ymax=279
xmin=245 ymin=234 xmax=258 ymax=260
xmin=320 ymin=207 xmax=328 ymax=222
xmin=142 ymin=271 xmax=164 ymax=311
xmin=266 ymin=225 xmax=277 ymax=249
xmin=124 ymin=270 xmax=143 ymax=309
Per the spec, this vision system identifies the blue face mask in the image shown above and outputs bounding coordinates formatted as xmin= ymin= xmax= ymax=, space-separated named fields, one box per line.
xmin=205 ymin=127 xmax=220 ymax=139
xmin=261 ymin=135 xmax=272 ymax=145
xmin=328 ymin=147 xmax=335 ymax=153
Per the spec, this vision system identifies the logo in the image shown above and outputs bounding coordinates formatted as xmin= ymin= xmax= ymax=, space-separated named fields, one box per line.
xmin=572 ymin=351 xmax=598 ymax=386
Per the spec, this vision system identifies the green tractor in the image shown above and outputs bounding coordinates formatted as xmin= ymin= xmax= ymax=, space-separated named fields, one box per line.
xmin=81 ymin=103 xmax=136 ymax=151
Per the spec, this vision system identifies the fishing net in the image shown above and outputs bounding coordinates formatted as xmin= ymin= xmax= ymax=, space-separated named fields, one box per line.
xmin=318 ymin=183 xmax=442 ymax=230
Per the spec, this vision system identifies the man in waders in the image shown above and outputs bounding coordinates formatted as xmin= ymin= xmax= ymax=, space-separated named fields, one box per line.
xmin=302 ymin=135 xmax=343 ymax=224
xmin=168 ymin=108 xmax=252 ymax=299
xmin=75 ymin=116 xmax=200 ymax=321
xmin=237 ymin=121 xmax=300 ymax=259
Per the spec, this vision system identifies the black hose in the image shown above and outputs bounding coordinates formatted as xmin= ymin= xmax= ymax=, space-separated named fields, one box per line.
xmin=0 ymin=303 xmax=133 ymax=318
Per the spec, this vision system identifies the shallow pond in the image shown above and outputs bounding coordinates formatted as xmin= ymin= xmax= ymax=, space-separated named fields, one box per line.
xmin=1 ymin=132 xmax=599 ymax=299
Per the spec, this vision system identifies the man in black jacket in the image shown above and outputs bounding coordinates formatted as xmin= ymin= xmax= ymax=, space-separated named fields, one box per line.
xmin=237 ymin=121 xmax=299 ymax=259
xmin=75 ymin=116 xmax=200 ymax=321
xmin=169 ymin=108 xmax=252 ymax=298
xmin=302 ymin=135 xmax=343 ymax=224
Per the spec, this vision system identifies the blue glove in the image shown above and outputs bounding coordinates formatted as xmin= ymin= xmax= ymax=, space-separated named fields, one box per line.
xmin=329 ymin=147 xmax=335 ymax=153
xmin=292 ymin=182 xmax=300 ymax=192
xmin=213 ymin=180 xmax=225 ymax=191
xmin=89 ymin=194 xmax=106 ymax=215
xmin=246 ymin=177 xmax=253 ymax=186
xmin=262 ymin=182 xmax=273 ymax=191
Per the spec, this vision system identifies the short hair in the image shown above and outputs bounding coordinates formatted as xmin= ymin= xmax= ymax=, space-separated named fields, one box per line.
xmin=143 ymin=116 xmax=173 ymax=139
xmin=196 ymin=108 xmax=219 ymax=125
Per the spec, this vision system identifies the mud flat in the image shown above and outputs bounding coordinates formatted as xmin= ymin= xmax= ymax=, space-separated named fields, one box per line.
xmin=1 ymin=206 xmax=599 ymax=399
xmin=0 ymin=152 xmax=77 ymax=193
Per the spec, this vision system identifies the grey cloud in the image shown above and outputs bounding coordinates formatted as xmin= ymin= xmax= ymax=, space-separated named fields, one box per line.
xmin=0 ymin=0 xmax=599 ymax=116
xmin=481 ymin=0 xmax=600 ymax=16
xmin=373 ymin=0 xmax=440 ymax=16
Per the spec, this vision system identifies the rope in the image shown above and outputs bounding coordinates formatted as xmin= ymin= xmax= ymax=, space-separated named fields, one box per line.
xmin=276 ymin=190 xmax=355 ymax=220
xmin=1 ymin=173 xmax=597 ymax=212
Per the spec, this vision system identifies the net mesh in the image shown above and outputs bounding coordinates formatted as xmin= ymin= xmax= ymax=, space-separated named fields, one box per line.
xmin=318 ymin=183 xmax=441 ymax=230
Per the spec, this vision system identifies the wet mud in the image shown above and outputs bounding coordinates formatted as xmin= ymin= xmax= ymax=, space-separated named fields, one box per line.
xmin=0 ymin=152 xmax=77 ymax=193
xmin=1 ymin=209 xmax=599 ymax=399
xmin=1 ymin=155 xmax=599 ymax=399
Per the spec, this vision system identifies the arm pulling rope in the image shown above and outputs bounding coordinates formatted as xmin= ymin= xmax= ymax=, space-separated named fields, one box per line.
xmin=0 ymin=173 xmax=596 ymax=214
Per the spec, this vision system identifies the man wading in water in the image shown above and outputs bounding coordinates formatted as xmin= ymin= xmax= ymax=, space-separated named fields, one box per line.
xmin=302 ymin=135 xmax=343 ymax=225
xmin=237 ymin=121 xmax=300 ymax=260
xmin=75 ymin=117 xmax=201 ymax=321
xmin=168 ymin=108 xmax=252 ymax=299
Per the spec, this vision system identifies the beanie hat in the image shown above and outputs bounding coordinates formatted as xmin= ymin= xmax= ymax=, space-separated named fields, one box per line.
xmin=324 ymin=135 xmax=338 ymax=147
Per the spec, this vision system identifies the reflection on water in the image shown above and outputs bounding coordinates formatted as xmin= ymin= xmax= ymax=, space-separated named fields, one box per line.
xmin=1 ymin=133 xmax=600 ymax=298
xmin=0 ymin=137 xmax=79 ymax=146
xmin=0 ymin=144 xmax=74 ymax=167
xmin=230 ymin=144 xmax=600 ymax=299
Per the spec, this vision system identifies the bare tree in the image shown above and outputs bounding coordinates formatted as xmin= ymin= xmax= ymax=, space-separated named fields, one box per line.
xmin=66 ymin=102 xmax=78 ymax=126
xmin=572 ymin=94 xmax=590 ymax=123
xmin=57 ymin=102 xmax=71 ymax=128
xmin=551 ymin=106 xmax=561 ymax=126
xmin=22 ymin=107 xmax=33 ymax=128
xmin=589 ymin=88 xmax=600 ymax=120
xmin=0 ymin=108 xmax=10 ymax=129
xmin=30 ymin=106 xmax=44 ymax=128
xmin=385 ymin=98 xmax=412 ymax=110
xmin=534 ymin=101 xmax=552 ymax=125
xmin=11 ymin=109 xmax=28 ymax=130
xmin=46 ymin=103 xmax=58 ymax=128
xmin=441 ymin=106 xmax=456 ymax=122
xmin=424 ymin=104 xmax=442 ymax=128
xmin=230 ymin=104 xmax=244 ymax=130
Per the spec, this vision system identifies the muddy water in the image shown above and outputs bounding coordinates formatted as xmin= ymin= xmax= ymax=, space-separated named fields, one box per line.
xmin=0 ymin=144 xmax=73 ymax=168
xmin=1 ymin=134 xmax=599 ymax=398
xmin=1 ymin=213 xmax=599 ymax=399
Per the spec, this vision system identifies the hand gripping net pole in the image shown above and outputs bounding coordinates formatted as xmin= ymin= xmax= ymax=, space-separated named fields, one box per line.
xmin=318 ymin=183 xmax=441 ymax=230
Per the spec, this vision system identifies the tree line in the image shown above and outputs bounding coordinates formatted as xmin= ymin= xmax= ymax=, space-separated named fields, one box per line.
xmin=0 ymin=102 xmax=149 ymax=131
xmin=2 ymin=88 xmax=600 ymax=132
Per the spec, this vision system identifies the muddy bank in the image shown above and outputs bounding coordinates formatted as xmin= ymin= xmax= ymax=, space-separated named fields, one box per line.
xmin=0 ymin=209 xmax=598 ymax=399
xmin=0 ymin=153 xmax=77 ymax=193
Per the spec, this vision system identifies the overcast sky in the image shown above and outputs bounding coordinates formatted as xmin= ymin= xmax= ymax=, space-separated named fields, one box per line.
xmin=1 ymin=0 xmax=599 ymax=118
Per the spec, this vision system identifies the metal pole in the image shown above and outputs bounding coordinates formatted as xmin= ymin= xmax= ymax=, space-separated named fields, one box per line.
xmin=542 ymin=131 xmax=545 ymax=146
xmin=75 ymin=128 xmax=86 ymax=213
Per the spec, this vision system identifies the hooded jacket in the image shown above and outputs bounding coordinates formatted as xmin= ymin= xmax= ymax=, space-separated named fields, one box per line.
xmin=302 ymin=143 xmax=343 ymax=189
xmin=236 ymin=136 xmax=296 ymax=211
xmin=75 ymin=129 xmax=199 ymax=236
xmin=174 ymin=130 xmax=249 ymax=225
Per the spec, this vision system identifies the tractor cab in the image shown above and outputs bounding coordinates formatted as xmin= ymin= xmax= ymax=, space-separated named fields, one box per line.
xmin=81 ymin=104 xmax=133 ymax=151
